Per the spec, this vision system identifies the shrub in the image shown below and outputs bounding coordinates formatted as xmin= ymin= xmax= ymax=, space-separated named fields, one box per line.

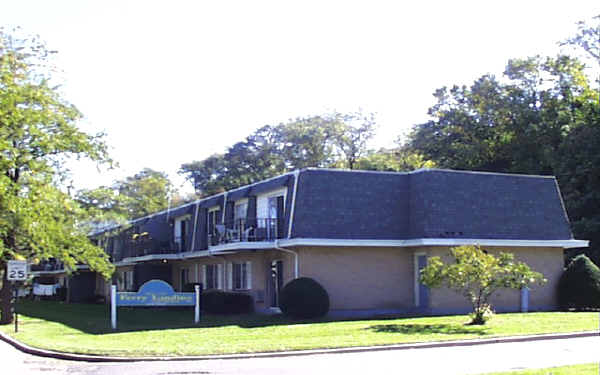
xmin=280 ymin=277 xmax=330 ymax=319
xmin=558 ymin=254 xmax=600 ymax=310
xmin=202 ymin=290 xmax=253 ymax=314
xmin=421 ymin=245 xmax=545 ymax=325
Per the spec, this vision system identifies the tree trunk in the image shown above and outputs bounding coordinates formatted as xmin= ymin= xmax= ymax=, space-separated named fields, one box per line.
xmin=0 ymin=262 xmax=14 ymax=325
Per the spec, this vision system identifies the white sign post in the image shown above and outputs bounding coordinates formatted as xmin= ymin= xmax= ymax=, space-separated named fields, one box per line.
xmin=6 ymin=260 xmax=27 ymax=333
xmin=111 ymin=285 xmax=117 ymax=330
xmin=194 ymin=284 xmax=200 ymax=324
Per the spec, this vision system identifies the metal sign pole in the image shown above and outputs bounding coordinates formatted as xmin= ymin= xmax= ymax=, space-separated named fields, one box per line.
xmin=111 ymin=285 xmax=117 ymax=330
xmin=194 ymin=284 xmax=200 ymax=324
xmin=13 ymin=282 xmax=18 ymax=333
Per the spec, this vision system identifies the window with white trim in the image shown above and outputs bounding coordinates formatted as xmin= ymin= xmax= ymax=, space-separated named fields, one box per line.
xmin=203 ymin=264 xmax=221 ymax=290
xmin=119 ymin=270 xmax=134 ymax=291
xmin=230 ymin=261 xmax=252 ymax=290
xmin=234 ymin=201 xmax=248 ymax=222
xmin=207 ymin=207 xmax=221 ymax=245
xmin=174 ymin=215 xmax=190 ymax=252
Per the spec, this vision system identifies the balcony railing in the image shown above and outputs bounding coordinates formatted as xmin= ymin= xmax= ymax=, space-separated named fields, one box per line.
xmin=111 ymin=238 xmax=179 ymax=261
xmin=30 ymin=261 xmax=64 ymax=272
xmin=209 ymin=218 xmax=283 ymax=246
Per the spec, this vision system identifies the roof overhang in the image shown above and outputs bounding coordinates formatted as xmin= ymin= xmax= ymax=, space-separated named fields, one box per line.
xmin=277 ymin=238 xmax=589 ymax=249
xmin=108 ymin=237 xmax=589 ymax=264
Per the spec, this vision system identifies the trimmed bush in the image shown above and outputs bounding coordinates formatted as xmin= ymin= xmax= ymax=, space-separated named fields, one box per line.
xmin=558 ymin=254 xmax=600 ymax=310
xmin=202 ymin=290 xmax=253 ymax=314
xmin=280 ymin=277 xmax=329 ymax=319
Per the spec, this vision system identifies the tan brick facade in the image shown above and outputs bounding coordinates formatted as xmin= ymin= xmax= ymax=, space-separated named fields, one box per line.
xmin=100 ymin=245 xmax=564 ymax=315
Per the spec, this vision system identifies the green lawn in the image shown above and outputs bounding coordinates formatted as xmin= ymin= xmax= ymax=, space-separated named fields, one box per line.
xmin=480 ymin=363 xmax=599 ymax=375
xmin=0 ymin=301 xmax=597 ymax=357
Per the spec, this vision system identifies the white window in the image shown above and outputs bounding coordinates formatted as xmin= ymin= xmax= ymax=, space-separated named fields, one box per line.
xmin=119 ymin=270 xmax=134 ymax=291
xmin=203 ymin=264 xmax=222 ymax=290
xmin=228 ymin=261 xmax=252 ymax=290
xmin=207 ymin=207 xmax=221 ymax=244
xmin=256 ymin=188 xmax=287 ymax=225
xmin=174 ymin=215 xmax=190 ymax=251
xmin=234 ymin=201 xmax=248 ymax=223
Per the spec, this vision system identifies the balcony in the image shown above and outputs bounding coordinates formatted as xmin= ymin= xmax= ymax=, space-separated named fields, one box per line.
xmin=30 ymin=260 xmax=64 ymax=272
xmin=111 ymin=238 xmax=179 ymax=261
xmin=209 ymin=218 xmax=283 ymax=246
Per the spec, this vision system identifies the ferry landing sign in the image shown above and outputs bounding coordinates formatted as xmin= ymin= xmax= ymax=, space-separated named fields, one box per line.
xmin=111 ymin=279 xmax=201 ymax=329
xmin=117 ymin=280 xmax=195 ymax=306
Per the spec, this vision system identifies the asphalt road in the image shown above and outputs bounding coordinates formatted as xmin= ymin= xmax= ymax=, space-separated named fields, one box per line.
xmin=2 ymin=336 xmax=599 ymax=375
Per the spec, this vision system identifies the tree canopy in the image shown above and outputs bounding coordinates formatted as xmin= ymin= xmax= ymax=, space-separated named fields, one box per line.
xmin=0 ymin=28 xmax=113 ymax=324
xmin=179 ymin=112 xmax=382 ymax=196
xmin=76 ymin=168 xmax=177 ymax=222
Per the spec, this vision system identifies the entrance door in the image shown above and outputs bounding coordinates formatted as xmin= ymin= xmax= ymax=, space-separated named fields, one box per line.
xmin=269 ymin=260 xmax=283 ymax=308
xmin=414 ymin=254 xmax=429 ymax=309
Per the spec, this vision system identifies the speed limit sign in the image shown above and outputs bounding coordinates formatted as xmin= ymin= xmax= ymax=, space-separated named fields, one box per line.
xmin=7 ymin=260 xmax=28 ymax=281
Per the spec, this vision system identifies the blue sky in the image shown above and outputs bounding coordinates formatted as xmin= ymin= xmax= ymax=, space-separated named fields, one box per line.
xmin=1 ymin=1 xmax=597 ymax=195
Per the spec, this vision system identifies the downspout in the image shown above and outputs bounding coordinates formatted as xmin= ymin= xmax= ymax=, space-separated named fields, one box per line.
xmin=190 ymin=201 xmax=200 ymax=252
xmin=274 ymin=240 xmax=298 ymax=279
xmin=221 ymin=192 xmax=228 ymax=224
xmin=287 ymin=169 xmax=300 ymax=239
xmin=275 ymin=169 xmax=300 ymax=278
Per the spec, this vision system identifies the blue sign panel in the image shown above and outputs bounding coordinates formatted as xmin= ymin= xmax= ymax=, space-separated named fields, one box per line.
xmin=117 ymin=280 xmax=195 ymax=306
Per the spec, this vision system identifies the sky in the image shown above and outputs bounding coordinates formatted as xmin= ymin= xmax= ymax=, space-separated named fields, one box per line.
xmin=1 ymin=1 xmax=598 ymax=195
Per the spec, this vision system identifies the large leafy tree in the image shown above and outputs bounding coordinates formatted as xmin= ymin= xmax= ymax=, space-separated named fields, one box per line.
xmin=77 ymin=168 xmax=176 ymax=221
xmin=554 ymin=100 xmax=600 ymax=265
xmin=354 ymin=148 xmax=435 ymax=172
xmin=420 ymin=245 xmax=546 ymax=325
xmin=0 ymin=29 xmax=113 ymax=324
xmin=180 ymin=112 xmax=378 ymax=196
xmin=407 ymin=56 xmax=594 ymax=175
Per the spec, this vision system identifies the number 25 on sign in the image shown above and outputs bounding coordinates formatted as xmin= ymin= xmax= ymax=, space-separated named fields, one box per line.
xmin=7 ymin=260 xmax=27 ymax=281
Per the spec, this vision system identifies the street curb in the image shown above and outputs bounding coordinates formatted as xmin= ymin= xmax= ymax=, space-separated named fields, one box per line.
xmin=0 ymin=330 xmax=598 ymax=363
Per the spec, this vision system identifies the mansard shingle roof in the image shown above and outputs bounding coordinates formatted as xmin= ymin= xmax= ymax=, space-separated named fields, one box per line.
xmin=99 ymin=168 xmax=575 ymax=244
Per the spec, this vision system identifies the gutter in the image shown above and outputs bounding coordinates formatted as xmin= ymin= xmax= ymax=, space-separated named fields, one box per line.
xmin=274 ymin=240 xmax=299 ymax=278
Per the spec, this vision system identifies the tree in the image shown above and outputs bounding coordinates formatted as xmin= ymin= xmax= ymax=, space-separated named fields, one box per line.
xmin=77 ymin=168 xmax=177 ymax=222
xmin=407 ymin=56 xmax=595 ymax=175
xmin=328 ymin=111 xmax=377 ymax=170
xmin=0 ymin=28 xmax=113 ymax=324
xmin=554 ymin=99 xmax=600 ymax=264
xmin=420 ymin=245 xmax=546 ymax=325
xmin=560 ymin=15 xmax=600 ymax=66
xmin=355 ymin=148 xmax=435 ymax=172
xmin=179 ymin=112 xmax=378 ymax=196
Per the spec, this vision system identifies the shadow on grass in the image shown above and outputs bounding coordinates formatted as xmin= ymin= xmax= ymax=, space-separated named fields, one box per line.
xmin=12 ymin=300 xmax=373 ymax=335
xmin=365 ymin=323 xmax=488 ymax=336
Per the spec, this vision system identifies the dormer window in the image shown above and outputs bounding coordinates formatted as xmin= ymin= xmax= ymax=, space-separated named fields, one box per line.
xmin=174 ymin=215 xmax=190 ymax=252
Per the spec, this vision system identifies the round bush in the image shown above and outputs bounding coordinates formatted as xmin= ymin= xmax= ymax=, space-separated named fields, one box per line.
xmin=279 ymin=277 xmax=329 ymax=319
xmin=558 ymin=254 xmax=600 ymax=310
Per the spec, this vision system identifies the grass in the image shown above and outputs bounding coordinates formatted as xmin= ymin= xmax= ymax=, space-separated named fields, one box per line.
xmin=0 ymin=301 xmax=598 ymax=357
xmin=480 ymin=363 xmax=599 ymax=375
